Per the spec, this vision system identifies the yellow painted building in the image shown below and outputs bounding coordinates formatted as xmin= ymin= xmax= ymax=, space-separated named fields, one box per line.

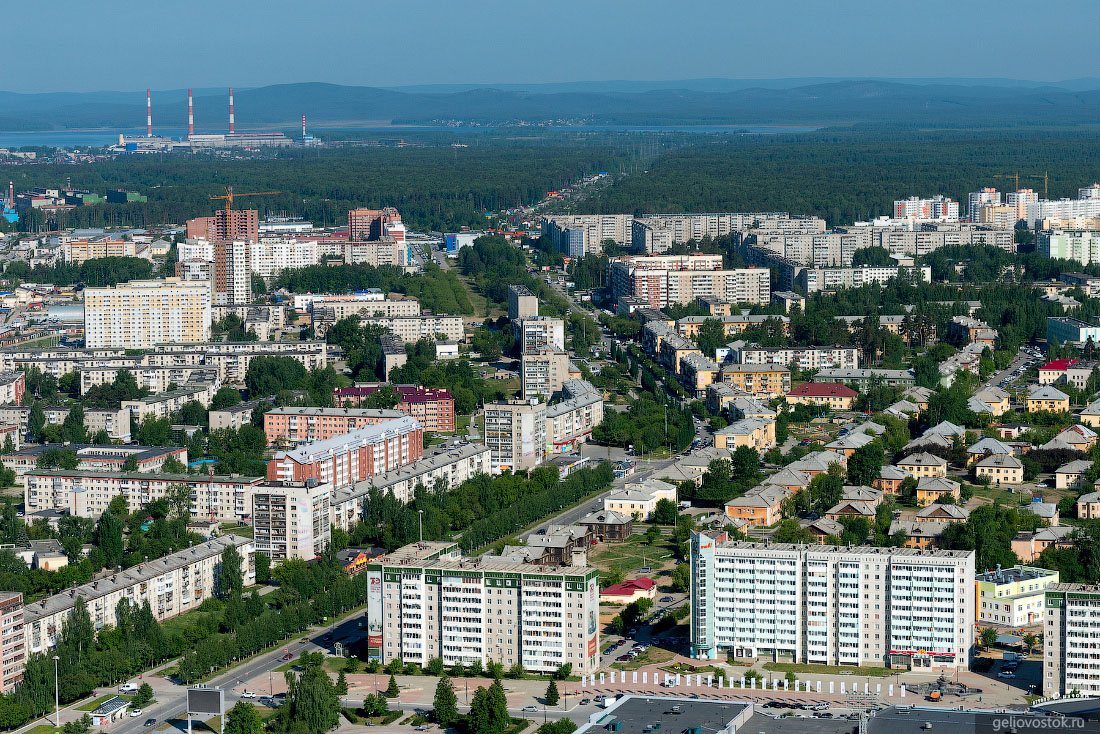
xmin=721 ymin=364 xmax=791 ymax=398
xmin=1027 ymin=386 xmax=1070 ymax=413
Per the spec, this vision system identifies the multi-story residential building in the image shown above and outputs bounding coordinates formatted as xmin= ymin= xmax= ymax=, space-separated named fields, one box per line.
xmin=0 ymin=593 xmax=23 ymax=693
xmin=542 ymin=214 xmax=634 ymax=255
xmin=24 ymin=469 xmax=264 ymax=521
xmin=967 ymin=188 xmax=1001 ymax=220
xmin=3 ymin=444 xmax=187 ymax=478
xmin=263 ymin=407 xmax=406 ymax=446
xmin=718 ymin=364 xmax=791 ymax=398
xmin=631 ymin=213 xmax=820 ymax=254
xmin=521 ymin=348 xmax=573 ymax=400
xmin=304 ymin=293 xmax=420 ymax=321
xmin=209 ymin=397 xmax=276 ymax=431
xmin=513 ymin=317 xmax=565 ymax=352
xmin=1027 ymin=385 xmax=1071 ymax=413
xmin=0 ymin=371 xmax=24 ymax=405
xmin=356 ymin=314 xmax=464 ymax=343
xmin=1046 ymin=316 xmax=1100 ymax=345
xmin=785 ymin=383 xmax=858 ymax=410
xmin=507 ymin=285 xmax=539 ymax=320
xmin=63 ymin=237 xmax=144 ymax=265
xmin=380 ymin=334 xmax=407 ymax=378
xmin=84 ymin=278 xmax=211 ymax=348
xmin=976 ymin=565 xmax=1059 ymax=627
xmin=1039 ymin=229 xmax=1100 ymax=266
xmin=211 ymin=240 xmax=251 ymax=305
xmin=38 ymin=406 xmax=130 ymax=441
xmin=676 ymin=315 xmax=790 ymax=339
xmin=364 ymin=541 xmax=601 ymax=674
xmin=1042 ymin=583 xmax=1100 ymax=696
xmin=267 ymin=416 xmax=422 ymax=487
xmin=252 ymin=480 xmax=332 ymax=561
xmin=1028 ymin=197 xmax=1100 ymax=228
xmin=812 ymin=368 xmax=916 ymax=388
xmin=1061 ymin=271 xmax=1100 ymax=297
xmin=658 ymin=333 xmax=701 ymax=374
xmin=332 ymin=385 xmax=456 ymax=432
xmin=1007 ymin=189 xmax=1039 ymax=221
xmin=346 ymin=238 xmax=407 ymax=267
xmin=893 ymin=195 xmax=959 ymax=220
xmin=24 ymin=535 xmax=254 ymax=654
xmin=543 ymin=379 xmax=604 ymax=456
xmin=605 ymin=478 xmax=677 ymax=521
xmin=80 ymin=364 xmax=219 ymax=395
xmin=609 ymin=254 xmax=770 ymax=307
xmin=121 ymin=381 xmax=220 ymax=422
xmin=796 ymin=265 xmax=931 ymax=294
xmin=725 ymin=344 xmax=859 ymax=370
xmin=348 ymin=207 xmax=402 ymax=241
xmin=484 ymin=399 xmax=546 ymax=473
xmin=248 ymin=239 xmax=319 ymax=279
xmin=329 ymin=442 xmax=491 ymax=528
xmin=187 ymin=209 xmax=260 ymax=243
xmin=690 ymin=534 xmax=975 ymax=670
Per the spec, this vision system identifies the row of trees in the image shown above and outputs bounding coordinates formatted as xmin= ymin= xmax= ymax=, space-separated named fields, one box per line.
xmin=277 ymin=263 xmax=474 ymax=316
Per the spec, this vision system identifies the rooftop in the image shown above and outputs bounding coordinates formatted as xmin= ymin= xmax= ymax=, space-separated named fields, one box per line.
xmin=788 ymin=382 xmax=857 ymax=398
xmin=274 ymin=415 xmax=420 ymax=465
xmin=976 ymin=564 xmax=1058 ymax=584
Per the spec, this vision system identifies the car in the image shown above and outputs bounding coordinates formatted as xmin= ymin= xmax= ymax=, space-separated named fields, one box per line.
xmin=580 ymin=698 xmax=591 ymax=705
xmin=144 ymin=720 xmax=157 ymax=727
xmin=763 ymin=702 xmax=784 ymax=709
xmin=660 ymin=596 xmax=674 ymax=602
xmin=997 ymin=671 xmax=1016 ymax=679
xmin=281 ymin=653 xmax=293 ymax=661
xmin=415 ymin=727 xmax=430 ymax=731
xmin=616 ymin=655 xmax=632 ymax=661
xmin=323 ymin=634 xmax=333 ymax=641
xmin=120 ymin=683 xmax=139 ymax=693
xmin=817 ymin=713 xmax=834 ymax=719
xmin=811 ymin=703 xmax=829 ymax=711
xmin=130 ymin=710 xmax=143 ymax=718
xmin=522 ymin=706 xmax=538 ymax=712
xmin=241 ymin=691 xmax=255 ymax=699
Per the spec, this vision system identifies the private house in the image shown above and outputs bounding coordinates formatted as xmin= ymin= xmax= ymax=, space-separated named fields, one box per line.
xmin=1077 ymin=490 xmax=1100 ymax=520
xmin=604 ymin=478 xmax=677 ymax=521
xmin=724 ymin=484 xmax=790 ymax=527
xmin=874 ymin=465 xmax=907 ymax=494
xmin=579 ymin=509 xmax=633 ymax=542
xmin=1011 ymin=526 xmax=1075 ymax=562
xmin=966 ymin=437 xmax=1014 ymax=466
xmin=1027 ymin=385 xmax=1070 ymax=413
xmin=601 ymin=578 xmax=656 ymax=604
xmin=785 ymin=383 xmax=857 ymax=410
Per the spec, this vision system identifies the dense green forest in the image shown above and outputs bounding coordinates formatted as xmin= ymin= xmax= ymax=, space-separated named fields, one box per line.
xmin=577 ymin=131 xmax=1100 ymax=226
xmin=276 ymin=263 xmax=473 ymax=315
xmin=4 ymin=144 xmax=624 ymax=233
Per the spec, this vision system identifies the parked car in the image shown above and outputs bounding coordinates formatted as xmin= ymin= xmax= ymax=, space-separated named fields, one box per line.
xmin=997 ymin=671 xmax=1016 ymax=679
xmin=616 ymin=655 xmax=632 ymax=662
xmin=660 ymin=596 xmax=674 ymax=602
xmin=580 ymin=698 xmax=591 ymax=705
xmin=241 ymin=691 xmax=255 ymax=699
xmin=522 ymin=706 xmax=538 ymax=712
xmin=144 ymin=720 xmax=157 ymax=727
xmin=811 ymin=703 xmax=829 ymax=711
xmin=130 ymin=709 xmax=143 ymax=718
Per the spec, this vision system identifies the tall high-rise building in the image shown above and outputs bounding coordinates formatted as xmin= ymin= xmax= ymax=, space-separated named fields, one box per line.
xmin=967 ymin=188 xmax=1000 ymax=220
xmin=1006 ymin=189 xmax=1038 ymax=222
xmin=484 ymin=399 xmax=546 ymax=473
xmin=1045 ymin=583 xmax=1100 ymax=696
xmin=609 ymin=254 xmax=770 ymax=308
xmin=690 ymin=533 xmax=975 ymax=671
xmin=213 ymin=240 xmax=251 ymax=305
xmin=84 ymin=278 xmax=212 ymax=349
xmin=892 ymin=196 xmax=959 ymax=220
xmin=348 ymin=207 xmax=401 ymax=241
xmin=252 ymin=480 xmax=332 ymax=561
xmin=521 ymin=348 xmax=572 ymax=399
xmin=0 ymin=593 xmax=23 ymax=693
xmin=213 ymin=208 xmax=259 ymax=243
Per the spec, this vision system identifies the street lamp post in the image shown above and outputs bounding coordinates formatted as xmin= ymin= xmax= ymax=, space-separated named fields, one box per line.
xmin=52 ymin=655 xmax=60 ymax=727
xmin=418 ymin=510 xmax=424 ymax=543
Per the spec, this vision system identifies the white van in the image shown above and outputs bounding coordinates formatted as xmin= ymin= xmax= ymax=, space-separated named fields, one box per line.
xmin=119 ymin=683 xmax=139 ymax=693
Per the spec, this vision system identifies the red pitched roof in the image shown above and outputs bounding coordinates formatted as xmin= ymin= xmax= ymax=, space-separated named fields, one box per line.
xmin=1041 ymin=359 xmax=1079 ymax=372
xmin=601 ymin=578 xmax=656 ymax=596
xmin=789 ymin=382 xmax=857 ymax=398
xmin=334 ymin=384 xmax=453 ymax=402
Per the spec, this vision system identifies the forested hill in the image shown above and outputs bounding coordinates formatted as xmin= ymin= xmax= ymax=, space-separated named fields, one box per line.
xmin=577 ymin=132 xmax=1100 ymax=227
xmin=10 ymin=79 xmax=1100 ymax=129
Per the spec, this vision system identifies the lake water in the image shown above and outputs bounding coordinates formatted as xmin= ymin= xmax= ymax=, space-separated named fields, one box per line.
xmin=0 ymin=124 xmax=819 ymax=149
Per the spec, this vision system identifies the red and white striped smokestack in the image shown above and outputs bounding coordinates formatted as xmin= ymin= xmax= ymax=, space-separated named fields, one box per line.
xmin=188 ymin=88 xmax=194 ymax=137
xmin=228 ymin=88 xmax=235 ymax=134
xmin=7 ymin=181 xmax=12 ymax=207
xmin=302 ymin=114 xmax=306 ymax=139
xmin=146 ymin=89 xmax=152 ymax=137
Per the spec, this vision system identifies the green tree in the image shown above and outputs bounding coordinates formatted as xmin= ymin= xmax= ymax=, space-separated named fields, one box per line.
xmin=61 ymin=405 xmax=88 ymax=443
xmin=93 ymin=508 xmax=125 ymax=568
xmin=645 ymin=525 xmax=661 ymax=545
xmin=670 ymin=563 xmax=690 ymax=592
xmin=545 ymin=680 xmax=559 ymax=706
xmin=254 ymin=552 xmax=271 ymax=584
xmin=847 ymin=440 xmax=884 ymax=486
xmin=693 ymin=318 xmax=727 ymax=359
xmin=980 ymin=627 xmax=998 ymax=648
xmin=385 ymin=674 xmax=400 ymax=698
xmin=122 ymin=455 xmax=139 ymax=472
xmin=361 ymin=693 xmax=389 ymax=717
xmin=224 ymin=701 xmax=263 ymax=734
xmin=653 ymin=498 xmax=678 ymax=525
xmin=36 ymin=448 xmax=80 ymax=470
xmin=215 ymin=543 xmax=244 ymax=598
xmin=28 ymin=402 xmax=45 ymax=442
xmin=132 ymin=682 xmax=153 ymax=708
xmin=211 ymin=386 xmax=242 ymax=411
xmin=335 ymin=670 xmax=349 ymax=696
xmin=433 ymin=676 xmax=459 ymax=725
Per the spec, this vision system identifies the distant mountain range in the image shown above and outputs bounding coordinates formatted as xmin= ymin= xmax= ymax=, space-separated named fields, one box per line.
xmin=4 ymin=77 xmax=1100 ymax=132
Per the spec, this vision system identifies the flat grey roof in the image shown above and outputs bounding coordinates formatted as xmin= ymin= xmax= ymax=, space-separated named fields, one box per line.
xmin=583 ymin=697 xmax=750 ymax=734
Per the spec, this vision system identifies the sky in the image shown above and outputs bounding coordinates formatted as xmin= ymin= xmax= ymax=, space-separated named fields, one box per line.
xmin=6 ymin=0 xmax=1098 ymax=93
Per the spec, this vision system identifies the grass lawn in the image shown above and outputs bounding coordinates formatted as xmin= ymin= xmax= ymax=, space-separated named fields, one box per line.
xmin=590 ymin=534 xmax=673 ymax=579
xmin=457 ymin=415 xmax=471 ymax=431
xmin=23 ymin=726 xmax=61 ymax=734
xmin=763 ymin=662 xmax=893 ymax=677
xmin=220 ymin=523 xmax=254 ymax=539
xmin=273 ymin=656 xmax=348 ymax=674
xmin=611 ymin=646 xmax=675 ymax=671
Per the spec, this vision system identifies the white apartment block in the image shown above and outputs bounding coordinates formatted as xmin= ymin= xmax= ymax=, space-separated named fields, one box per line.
xmin=80 ymin=364 xmax=220 ymax=394
xmin=84 ymin=278 xmax=212 ymax=349
xmin=24 ymin=469 xmax=265 ymax=522
xmin=797 ymin=265 xmax=932 ymax=294
xmin=631 ymin=213 xmax=818 ymax=254
xmin=729 ymin=344 xmax=860 ymax=370
xmin=24 ymin=535 xmax=254 ymax=654
xmin=358 ymin=314 xmax=464 ymax=343
xmin=310 ymin=295 xmax=420 ymax=321
xmin=252 ymin=480 xmax=332 ymax=561
xmin=364 ymin=541 xmax=601 ymax=674
xmin=39 ymin=406 xmax=130 ymax=441
xmin=216 ymin=240 xmax=252 ymax=306
xmin=1028 ymin=198 xmax=1100 ymax=228
xmin=249 ymin=239 xmax=319 ymax=279
xmin=0 ymin=593 xmax=23 ymax=693
xmin=485 ymin=399 xmax=546 ymax=473
xmin=1044 ymin=583 xmax=1100 ymax=697
xmin=121 ymin=381 xmax=220 ymax=422
xmin=346 ymin=238 xmax=407 ymax=267
xmin=514 ymin=317 xmax=566 ymax=352
xmin=544 ymin=379 xmax=604 ymax=455
xmin=967 ymin=188 xmax=1001 ymax=219
xmin=542 ymin=214 xmax=634 ymax=255
xmin=609 ymin=254 xmax=770 ymax=308
xmin=690 ymin=534 xmax=975 ymax=671
xmin=1040 ymin=229 xmax=1100 ymax=266
xmin=330 ymin=443 xmax=492 ymax=530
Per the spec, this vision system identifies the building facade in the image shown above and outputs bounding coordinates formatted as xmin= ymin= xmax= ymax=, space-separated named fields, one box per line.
xmin=690 ymin=534 xmax=975 ymax=670
xmin=1044 ymin=583 xmax=1100 ymax=696
xmin=263 ymin=407 xmax=407 ymax=446
xmin=84 ymin=278 xmax=212 ymax=348
xmin=252 ymin=480 xmax=332 ymax=561
xmin=266 ymin=417 xmax=423 ymax=487
xmin=364 ymin=541 xmax=601 ymax=675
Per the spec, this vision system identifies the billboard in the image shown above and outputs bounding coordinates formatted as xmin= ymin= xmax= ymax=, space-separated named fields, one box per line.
xmin=366 ymin=569 xmax=383 ymax=658
xmin=187 ymin=688 xmax=224 ymax=717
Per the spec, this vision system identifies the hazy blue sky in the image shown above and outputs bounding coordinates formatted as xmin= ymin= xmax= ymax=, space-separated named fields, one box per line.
xmin=9 ymin=0 xmax=1096 ymax=92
